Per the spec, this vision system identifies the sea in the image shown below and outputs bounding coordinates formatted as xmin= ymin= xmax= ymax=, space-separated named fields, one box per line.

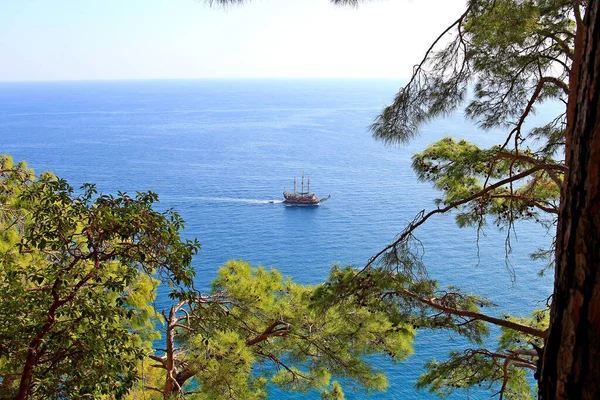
xmin=0 ymin=79 xmax=555 ymax=399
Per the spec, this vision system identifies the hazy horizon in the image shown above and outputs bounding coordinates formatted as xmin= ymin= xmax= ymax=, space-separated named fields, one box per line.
xmin=0 ymin=76 xmax=407 ymax=83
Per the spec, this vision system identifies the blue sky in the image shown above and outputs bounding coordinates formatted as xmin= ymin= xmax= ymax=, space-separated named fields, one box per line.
xmin=0 ymin=0 xmax=465 ymax=81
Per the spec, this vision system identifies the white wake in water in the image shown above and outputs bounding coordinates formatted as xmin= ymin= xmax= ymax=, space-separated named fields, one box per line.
xmin=197 ymin=197 xmax=283 ymax=205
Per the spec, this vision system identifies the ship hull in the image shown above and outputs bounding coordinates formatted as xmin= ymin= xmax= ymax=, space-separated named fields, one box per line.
xmin=283 ymin=200 xmax=321 ymax=206
xmin=282 ymin=192 xmax=329 ymax=206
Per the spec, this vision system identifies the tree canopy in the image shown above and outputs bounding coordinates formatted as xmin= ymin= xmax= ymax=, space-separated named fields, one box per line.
xmin=0 ymin=155 xmax=199 ymax=399
xmin=127 ymin=261 xmax=415 ymax=399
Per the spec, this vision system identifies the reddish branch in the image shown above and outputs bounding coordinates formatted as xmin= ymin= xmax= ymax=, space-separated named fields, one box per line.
xmin=162 ymin=300 xmax=187 ymax=397
xmin=398 ymin=289 xmax=548 ymax=339
xmin=152 ymin=298 xmax=293 ymax=398
xmin=14 ymin=254 xmax=99 ymax=400
xmin=246 ymin=320 xmax=290 ymax=346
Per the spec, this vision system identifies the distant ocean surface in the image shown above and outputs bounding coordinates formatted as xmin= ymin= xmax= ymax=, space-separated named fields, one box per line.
xmin=0 ymin=79 xmax=554 ymax=399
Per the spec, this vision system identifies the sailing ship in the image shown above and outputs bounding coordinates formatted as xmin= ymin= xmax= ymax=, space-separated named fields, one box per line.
xmin=283 ymin=172 xmax=330 ymax=205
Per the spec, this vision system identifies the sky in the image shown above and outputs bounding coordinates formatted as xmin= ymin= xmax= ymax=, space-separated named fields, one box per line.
xmin=0 ymin=0 xmax=466 ymax=81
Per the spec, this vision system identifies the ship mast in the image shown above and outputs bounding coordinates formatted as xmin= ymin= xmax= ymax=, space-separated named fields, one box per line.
xmin=301 ymin=171 xmax=305 ymax=194
xmin=307 ymin=177 xmax=310 ymax=194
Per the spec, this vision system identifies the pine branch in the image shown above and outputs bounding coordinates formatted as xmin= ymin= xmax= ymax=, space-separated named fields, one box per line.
xmin=364 ymin=164 xmax=565 ymax=270
xmin=398 ymin=289 xmax=547 ymax=338
xmin=246 ymin=320 xmax=290 ymax=346
xmin=489 ymin=194 xmax=559 ymax=214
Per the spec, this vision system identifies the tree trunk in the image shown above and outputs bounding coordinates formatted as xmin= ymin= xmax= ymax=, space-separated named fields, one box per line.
xmin=163 ymin=303 xmax=179 ymax=399
xmin=539 ymin=1 xmax=600 ymax=398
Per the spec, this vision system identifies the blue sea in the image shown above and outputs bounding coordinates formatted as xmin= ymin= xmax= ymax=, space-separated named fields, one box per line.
xmin=0 ymin=79 xmax=554 ymax=399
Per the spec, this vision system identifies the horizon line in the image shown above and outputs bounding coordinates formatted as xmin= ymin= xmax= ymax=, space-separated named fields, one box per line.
xmin=0 ymin=76 xmax=408 ymax=84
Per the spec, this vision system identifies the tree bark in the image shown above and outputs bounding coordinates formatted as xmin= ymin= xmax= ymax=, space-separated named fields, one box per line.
xmin=539 ymin=1 xmax=600 ymax=398
xmin=163 ymin=301 xmax=185 ymax=399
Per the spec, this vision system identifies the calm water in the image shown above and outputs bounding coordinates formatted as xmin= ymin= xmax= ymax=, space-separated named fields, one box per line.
xmin=0 ymin=79 xmax=554 ymax=399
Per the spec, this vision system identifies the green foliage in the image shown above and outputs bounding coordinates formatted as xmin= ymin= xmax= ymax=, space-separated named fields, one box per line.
xmin=320 ymin=381 xmax=346 ymax=400
xmin=417 ymin=350 xmax=535 ymax=399
xmin=140 ymin=261 xmax=416 ymax=399
xmin=417 ymin=310 xmax=547 ymax=399
xmin=412 ymin=137 xmax=561 ymax=230
xmin=187 ymin=329 xmax=262 ymax=400
xmin=314 ymin=266 xmax=551 ymax=400
xmin=316 ymin=267 xmax=492 ymax=345
xmin=371 ymin=0 xmax=573 ymax=143
xmin=0 ymin=155 xmax=199 ymax=399
xmin=207 ymin=261 xmax=414 ymax=395
xmin=497 ymin=309 xmax=548 ymax=354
